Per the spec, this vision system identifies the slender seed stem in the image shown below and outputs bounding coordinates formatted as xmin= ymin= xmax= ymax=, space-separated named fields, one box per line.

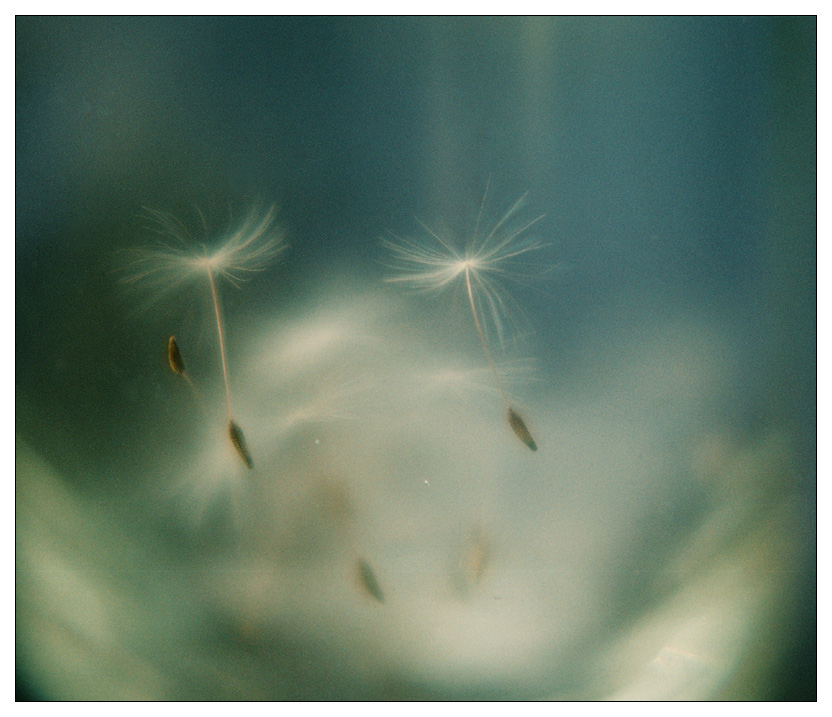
xmin=464 ymin=264 xmax=509 ymax=409
xmin=182 ymin=373 xmax=204 ymax=404
xmin=208 ymin=269 xmax=234 ymax=420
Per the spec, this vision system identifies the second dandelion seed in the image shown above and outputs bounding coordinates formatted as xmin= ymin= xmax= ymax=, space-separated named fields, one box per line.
xmin=382 ymin=184 xmax=546 ymax=450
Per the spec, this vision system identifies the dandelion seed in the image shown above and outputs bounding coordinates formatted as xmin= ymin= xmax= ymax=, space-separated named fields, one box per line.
xmin=125 ymin=205 xmax=285 ymax=467
xmin=168 ymin=335 xmax=186 ymax=375
xmin=507 ymin=407 xmax=537 ymax=451
xmin=457 ymin=525 xmax=491 ymax=590
xmin=166 ymin=334 xmax=204 ymax=404
xmin=356 ymin=557 xmax=385 ymax=603
xmin=383 ymin=180 xmax=545 ymax=450
xmin=228 ymin=419 xmax=253 ymax=469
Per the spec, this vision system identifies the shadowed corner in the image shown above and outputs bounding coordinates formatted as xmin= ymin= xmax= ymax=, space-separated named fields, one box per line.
xmin=16 ymin=669 xmax=43 ymax=702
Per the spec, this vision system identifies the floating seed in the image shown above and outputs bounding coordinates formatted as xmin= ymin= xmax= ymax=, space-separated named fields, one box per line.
xmin=356 ymin=558 xmax=385 ymax=603
xmin=459 ymin=529 xmax=490 ymax=588
xmin=508 ymin=407 xmax=537 ymax=451
xmin=168 ymin=335 xmax=185 ymax=375
xmin=228 ymin=419 xmax=253 ymax=469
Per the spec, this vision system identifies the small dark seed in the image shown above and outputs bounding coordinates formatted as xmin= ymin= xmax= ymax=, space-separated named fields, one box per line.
xmin=356 ymin=558 xmax=385 ymax=603
xmin=168 ymin=336 xmax=185 ymax=375
xmin=507 ymin=407 xmax=537 ymax=451
xmin=228 ymin=419 xmax=254 ymax=469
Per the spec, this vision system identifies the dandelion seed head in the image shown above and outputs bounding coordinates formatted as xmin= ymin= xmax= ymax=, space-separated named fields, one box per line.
xmin=123 ymin=204 xmax=286 ymax=299
xmin=382 ymin=191 xmax=548 ymax=348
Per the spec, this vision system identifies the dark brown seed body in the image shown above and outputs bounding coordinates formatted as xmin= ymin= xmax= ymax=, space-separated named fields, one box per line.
xmin=168 ymin=336 xmax=185 ymax=375
xmin=356 ymin=558 xmax=385 ymax=603
xmin=228 ymin=419 xmax=253 ymax=469
xmin=507 ymin=407 xmax=537 ymax=451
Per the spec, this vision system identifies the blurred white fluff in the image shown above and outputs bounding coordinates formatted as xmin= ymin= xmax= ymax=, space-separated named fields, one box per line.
xmin=16 ymin=280 xmax=803 ymax=700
